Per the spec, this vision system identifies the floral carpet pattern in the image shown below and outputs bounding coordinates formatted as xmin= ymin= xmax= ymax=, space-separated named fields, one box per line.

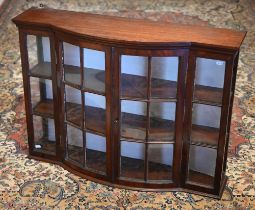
xmin=0 ymin=0 xmax=255 ymax=209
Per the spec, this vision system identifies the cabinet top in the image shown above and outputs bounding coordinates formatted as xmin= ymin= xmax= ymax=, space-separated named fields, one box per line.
xmin=13 ymin=8 xmax=246 ymax=50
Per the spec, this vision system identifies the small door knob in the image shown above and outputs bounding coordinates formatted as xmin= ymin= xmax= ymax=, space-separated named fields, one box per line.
xmin=114 ymin=119 xmax=119 ymax=124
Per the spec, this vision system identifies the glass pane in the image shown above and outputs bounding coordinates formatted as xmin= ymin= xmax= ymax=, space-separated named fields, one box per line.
xmin=148 ymin=144 xmax=173 ymax=181
xmin=83 ymin=48 xmax=105 ymax=94
xmin=63 ymin=42 xmax=81 ymax=87
xmin=30 ymin=77 xmax=53 ymax=117
xmin=121 ymin=100 xmax=147 ymax=140
xmin=191 ymin=103 xmax=221 ymax=147
xmin=27 ymin=35 xmax=51 ymax=78
xmin=86 ymin=132 xmax=106 ymax=173
xmin=194 ymin=58 xmax=226 ymax=104
xmin=151 ymin=57 xmax=178 ymax=99
xmin=66 ymin=124 xmax=83 ymax=164
xmin=65 ymin=85 xmax=82 ymax=128
xmin=149 ymin=102 xmax=175 ymax=142
xmin=33 ymin=115 xmax=55 ymax=154
xmin=121 ymin=55 xmax=148 ymax=99
xmin=188 ymin=145 xmax=217 ymax=188
xmin=120 ymin=141 xmax=145 ymax=180
xmin=84 ymin=93 xmax=106 ymax=135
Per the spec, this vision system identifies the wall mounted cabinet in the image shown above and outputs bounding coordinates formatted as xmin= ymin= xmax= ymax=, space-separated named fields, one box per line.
xmin=13 ymin=8 xmax=246 ymax=198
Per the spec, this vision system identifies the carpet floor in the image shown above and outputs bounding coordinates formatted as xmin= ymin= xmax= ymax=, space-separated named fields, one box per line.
xmin=0 ymin=0 xmax=255 ymax=209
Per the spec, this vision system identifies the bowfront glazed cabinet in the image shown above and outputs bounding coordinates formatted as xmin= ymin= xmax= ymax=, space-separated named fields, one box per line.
xmin=13 ymin=8 xmax=246 ymax=198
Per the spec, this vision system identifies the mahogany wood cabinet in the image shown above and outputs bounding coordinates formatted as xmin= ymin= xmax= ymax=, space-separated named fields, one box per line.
xmin=13 ymin=8 xmax=246 ymax=198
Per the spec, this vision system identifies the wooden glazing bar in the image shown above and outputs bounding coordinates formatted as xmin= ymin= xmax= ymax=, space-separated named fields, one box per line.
xmin=120 ymin=97 xmax=177 ymax=103
xmin=80 ymin=47 xmax=86 ymax=167
xmin=55 ymin=39 xmax=65 ymax=159
xmin=145 ymin=56 xmax=152 ymax=181
xmin=182 ymin=51 xmax=196 ymax=185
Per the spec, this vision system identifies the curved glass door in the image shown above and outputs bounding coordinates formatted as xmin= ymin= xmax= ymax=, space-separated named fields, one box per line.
xmin=62 ymin=41 xmax=108 ymax=175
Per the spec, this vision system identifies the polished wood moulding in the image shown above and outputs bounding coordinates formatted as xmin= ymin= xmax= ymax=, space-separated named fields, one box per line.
xmin=13 ymin=8 xmax=246 ymax=199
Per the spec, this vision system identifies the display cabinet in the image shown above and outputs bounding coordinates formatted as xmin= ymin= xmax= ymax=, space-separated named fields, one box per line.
xmin=13 ymin=8 xmax=246 ymax=198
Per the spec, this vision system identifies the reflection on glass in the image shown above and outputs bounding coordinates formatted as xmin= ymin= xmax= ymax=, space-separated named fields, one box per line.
xmin=148 ymin=144 xmax=173 ymax=181
xmin=121 ymin=55 xmax=148 ymax=99
xmin=66 ymin=124 xmax=83 ymax=164
xmin=63 ymin=42 xmax=81 ymax=86
xmin=84 ymin=93 xmax=106 ymax=134
xmin=121 ymin=100 xmax=147 ymax=140
xmin=149 ymin=102 xmax=176 ymax=141
xmin=83 ymin=48 xmax=105 ymax=94
xmin=65 ymin=85 xmax=82 ymax=127
xmin=194 ymin=58 xmax=226 ymax=104
xmin=33 ymin=115 xmax=55 ymax=154
xmin=62 ymin=44 xmax=106 ymax=94
xmin=151 ymin=57 xmax=179 ymax=99
xmin=27 ymin=35 xmax=51 ymax=78
xmin=188 ymin=145 xmax=217 ymax=187
xmin=120 ymin=141 xmax=145 ymax=180
xmin=86 ymin=132 xmax=106 ymax=173
xmin=30 ymin=77 xmax=53 ymax=117
xmin=191 ymin=103 xmax=221 ymax=147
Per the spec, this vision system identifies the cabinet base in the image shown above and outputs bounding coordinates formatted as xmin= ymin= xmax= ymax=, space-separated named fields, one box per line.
xmin=27 ymin=154 xmax=227 ymax=199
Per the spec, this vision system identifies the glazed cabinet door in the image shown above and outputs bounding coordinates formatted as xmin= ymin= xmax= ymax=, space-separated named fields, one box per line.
xmin=183 ymin=49 xmax=235 ymax=195
xmin=56 ymin=34 xmax=112 ymax=181
xmin=113 ymin=48 xmax=188 ymax=188
xmin=19 ymin=29 xmax=59 ymax=159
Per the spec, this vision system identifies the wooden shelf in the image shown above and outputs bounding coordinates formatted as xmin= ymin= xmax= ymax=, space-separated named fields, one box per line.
xmin=121 ymin=73 xmax=177 ymax=100
xmin=67 ymin=144 xmax=106 ymax=173
xmin=30 ymin=61 xmax=222 ymax=105
xmin=65 ymin=102 xmax=106 ymax=135
xmin=33 ymin=99 xmax=219 ymax=147
xmin=34 ymin=138 xmax=56 ymax=154
xmin=193 ymin=85 xmax=223 ymax=106
xmin=30 ymin=62 xmax=223 ymax=106
xmin=33 ymin=99 xmax=54 ymax=118
xmin=191 ymin=124 xmax=219 ymax=149
xmin=30 ymin=62 xmax=52 ymax=79
xmin=67 ymin=144 xmax=83 ymax=165
xmin=121 ymin=112 xmax=175 ymax=142
xmin=188 ymin=170 xmax=214 ymax=188
xmin=33 ymin=99 xmax=106 ymax=135
xmin=64 ymin=64 xmax=105 ymax=95
xmin=121 ymin=156 xmax=172 ymax=181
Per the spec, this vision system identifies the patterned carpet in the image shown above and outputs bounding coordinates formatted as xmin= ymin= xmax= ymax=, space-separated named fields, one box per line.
xmin=0 ymin=0 xmax=255 ymax=209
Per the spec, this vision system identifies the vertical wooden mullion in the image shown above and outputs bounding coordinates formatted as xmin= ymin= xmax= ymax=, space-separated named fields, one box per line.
xmin=49 ymin=33 xmax=58 ymax=156
xmin=80 ymin=47 xmax=86 ymax=168
xmin=112 ymin=48 xmax=120 ymax=180
xmin=19 ymin=30 xmax=34 ymax=153
xmin=106 ymin=47 xmax=113 ymax=181
xmin=181 ymin=51 xmax=196 ymax=186
xmin=62 ymin=41 xmax=69 ymax=160
xmin=214 ymin=56 xmax=234 ymax=193
xmin=55 ymin=39 xmax=65 ymax=160
xmin=173 ymin=51 xmax=188 ymax=186
xmin=144 ymin=56 xmax=152 ymax=181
